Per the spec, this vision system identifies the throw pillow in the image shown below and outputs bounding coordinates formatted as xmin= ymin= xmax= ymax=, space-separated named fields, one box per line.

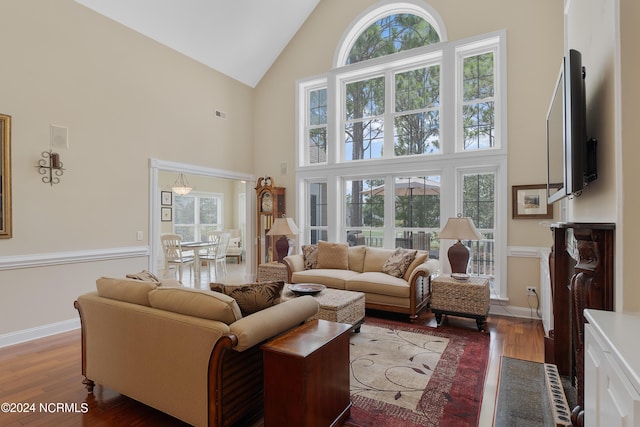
xmin=302 ymin=244 xmax=318 ymax=270
xmin=126 ymin=270 xmax=161 ymax=283
xmin=382 ymin=248 xmax=418 ymax=278
xmin=210 ymin=281 xmax=285 ymax=316
xmin=316 ymin=241 xmax=349 ymax=270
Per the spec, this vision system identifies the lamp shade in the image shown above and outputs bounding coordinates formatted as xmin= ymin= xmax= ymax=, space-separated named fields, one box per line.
xmin=267 ymin=217 xmax=299 ymax=237
xmin=439 ymin=216 xmax=482 ymax=241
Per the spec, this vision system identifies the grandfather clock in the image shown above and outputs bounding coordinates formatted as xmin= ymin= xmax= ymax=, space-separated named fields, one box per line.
xmin=255 ymin=177 xmax=285 ymax=269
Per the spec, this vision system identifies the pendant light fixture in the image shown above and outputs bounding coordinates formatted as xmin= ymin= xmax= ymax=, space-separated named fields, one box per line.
xmin=171 ymin=173 xmax=192 ymax=195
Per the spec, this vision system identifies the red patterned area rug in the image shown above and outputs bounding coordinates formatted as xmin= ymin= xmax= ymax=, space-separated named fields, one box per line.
xmin=345 ymin=317 xmax=490 ymax=427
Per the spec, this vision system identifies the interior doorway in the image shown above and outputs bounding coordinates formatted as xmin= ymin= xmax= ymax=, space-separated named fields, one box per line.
xmin=149 ymin=158 xmax=256 ymax=283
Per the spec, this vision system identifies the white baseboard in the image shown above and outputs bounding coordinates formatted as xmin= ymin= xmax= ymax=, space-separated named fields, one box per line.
xmin=490 ymin=303 xmax=542 ymax=320
xmin=0 ymin=318 xmax=80 ymax=348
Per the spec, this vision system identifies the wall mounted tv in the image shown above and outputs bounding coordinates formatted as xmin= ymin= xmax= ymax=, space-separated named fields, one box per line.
xmin=547 ymin=49 xmax=597 ymax=204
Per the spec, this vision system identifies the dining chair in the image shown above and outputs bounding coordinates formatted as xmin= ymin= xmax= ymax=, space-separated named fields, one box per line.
xmin=225 ymin=228 xmax=243 ymax=263
xmin=199 ymin=232 xmax=221 ymax=280
xmin=161 ymin=234 xmax=195 ymax=283
xmin=210 ymin=232 xmax=230 ymax=278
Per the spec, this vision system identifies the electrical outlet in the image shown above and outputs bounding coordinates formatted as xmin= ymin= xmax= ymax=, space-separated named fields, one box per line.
xmin=526 ymin=286 xmax=537 ymax=295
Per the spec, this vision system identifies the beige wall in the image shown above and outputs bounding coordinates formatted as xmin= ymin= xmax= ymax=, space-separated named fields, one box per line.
xmin=0 ymin=0 xmax=254 ymax=337
xmin=255 ymin=0 xmax=564 ymax=309
xmin=619 ymin=0 xmax=640 ymax=311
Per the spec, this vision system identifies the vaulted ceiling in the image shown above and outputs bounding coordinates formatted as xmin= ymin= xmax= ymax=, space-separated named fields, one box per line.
xmin=74 ymin=0 xmax=321 ymax=88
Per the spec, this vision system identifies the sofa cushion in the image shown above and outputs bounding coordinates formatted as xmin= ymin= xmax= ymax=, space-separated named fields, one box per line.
xmin=148 ymin=287 xmax=242 ymax=324
xmin=316 ymin=241 xmax=349 ymax=270
xmin=302 ymin=244 xmax=318 ymax=270
xmin=382 ymin=248 xmax=417 ymax=278
xmin=210 ymin=281 xmax=285 ymax=316
xmin=96 ymin=277 xmax=158 ymax=306
xmin=403 ymin=251 xmax=429 ymax=281
xmin=363 ymin=247 xmax=395 ymax=272
xmin=291 ymin=269 xmax=360 ymax=290
xmin=346 ymin=272 xmax=411 ymax=298
xmin=348 ymin=245 xmax=366 ymax=273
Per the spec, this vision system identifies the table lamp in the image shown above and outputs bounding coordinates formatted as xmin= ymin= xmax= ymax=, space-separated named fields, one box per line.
xmin=438 ymin=215 xmax=483 ymax=274
xmin=267 ymin=216 xmax=299 ymax=262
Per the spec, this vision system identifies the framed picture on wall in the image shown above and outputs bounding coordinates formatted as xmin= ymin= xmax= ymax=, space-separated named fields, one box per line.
xmin=161 ymin=191 xmax=172 ymax=206
xmin=161 ymin=207 xmax=172 ymax=222
xmin=512 ymin=184 xmax=557 ymax=219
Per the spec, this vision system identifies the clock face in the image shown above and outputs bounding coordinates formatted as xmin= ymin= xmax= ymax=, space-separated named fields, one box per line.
xmin=261 ymin=192 xmax=273 ymax=212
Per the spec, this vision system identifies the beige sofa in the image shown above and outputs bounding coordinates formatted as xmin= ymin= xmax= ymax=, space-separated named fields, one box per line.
xmin=74 ymin=277 xmax=319 ymax=427
xmin=284 ymin=243 xmax=440 ymax=321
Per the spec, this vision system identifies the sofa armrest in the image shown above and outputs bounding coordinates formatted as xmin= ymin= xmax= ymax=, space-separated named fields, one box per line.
xmin=408 ymin=259 xmax=441 ymax=286
xmin=283 ymin=254 xmax=304 ymax=282
xmin=229 ymin=296 xmax=319 ymax=351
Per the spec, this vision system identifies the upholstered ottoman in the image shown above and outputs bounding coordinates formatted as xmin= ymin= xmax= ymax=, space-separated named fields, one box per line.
xmin=430 ymin=274 xmax=490 ymax=331
xmin=280 ymin=284 xmax=365 ymax=331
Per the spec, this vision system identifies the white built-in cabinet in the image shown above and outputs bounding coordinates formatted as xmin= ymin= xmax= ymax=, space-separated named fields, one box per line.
xmin=584 ymin=309 xmax=640 ymax=427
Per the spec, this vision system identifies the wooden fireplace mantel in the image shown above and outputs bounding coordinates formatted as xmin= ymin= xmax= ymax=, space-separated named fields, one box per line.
xmin=546 ymin=222 xmax=614 ymax=424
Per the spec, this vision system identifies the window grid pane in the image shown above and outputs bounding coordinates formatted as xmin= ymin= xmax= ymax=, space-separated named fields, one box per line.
xmin=394 ymin=112 xmax=440 ymax=155
xmin=345 ymin=119 xmax=384 ymax=160
xmin=308 ymin=127 xmax=327 ymax=164
xmin=347 ymin=178 xmax=384 ymax=247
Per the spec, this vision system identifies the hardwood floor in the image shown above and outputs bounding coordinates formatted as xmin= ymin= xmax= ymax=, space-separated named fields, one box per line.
xmin=0 ymin=307 xmax=544 ymax=426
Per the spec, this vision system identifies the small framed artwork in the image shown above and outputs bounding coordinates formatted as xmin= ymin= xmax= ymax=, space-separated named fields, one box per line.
xmin=512 ymin=184 xmax=555 ymax=219
xmin=161 ymin=191 xmax=172 ymax=206
xmin=161 ymin=207 xmax=172 ymax=222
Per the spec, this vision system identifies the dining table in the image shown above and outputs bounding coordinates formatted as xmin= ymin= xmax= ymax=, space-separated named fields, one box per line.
xmin=181 ymin=240 xmax=218 ymax=287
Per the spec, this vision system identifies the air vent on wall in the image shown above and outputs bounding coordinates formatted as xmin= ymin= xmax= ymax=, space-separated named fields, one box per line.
xmin=215 ymin=110 xmax=227 ymax=119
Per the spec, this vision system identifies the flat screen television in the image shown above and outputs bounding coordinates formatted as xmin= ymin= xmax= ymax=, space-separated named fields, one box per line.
xmin=547 ymin=49 xmax=597 ymax=204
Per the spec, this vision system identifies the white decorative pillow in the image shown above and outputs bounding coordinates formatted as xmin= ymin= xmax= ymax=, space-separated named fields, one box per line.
xmin=382 ymin=248 xmax=418 ymax=278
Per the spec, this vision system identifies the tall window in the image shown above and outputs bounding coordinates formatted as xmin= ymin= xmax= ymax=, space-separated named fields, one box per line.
xmin=173 ymin=193 xmax=222 ymax=241
xmin=296 ymin=6 xmax=507 ymax=297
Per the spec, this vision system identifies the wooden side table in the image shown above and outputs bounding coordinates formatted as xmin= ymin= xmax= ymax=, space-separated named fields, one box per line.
xmin=262 ymin=319 xmax=352 ymax=427
xmin=430 ymin=274 xmax=490 ymax=331
xmin=257 ymin=261 xmax=287 ymax=282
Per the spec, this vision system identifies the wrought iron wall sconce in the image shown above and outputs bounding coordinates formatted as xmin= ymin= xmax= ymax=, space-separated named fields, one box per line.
xmin=37 ymin=150 xmax=64 ymax=185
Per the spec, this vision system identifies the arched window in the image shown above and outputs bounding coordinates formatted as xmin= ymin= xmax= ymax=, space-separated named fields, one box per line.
xmin=346 ymin=13 xmax=440 ymax=64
